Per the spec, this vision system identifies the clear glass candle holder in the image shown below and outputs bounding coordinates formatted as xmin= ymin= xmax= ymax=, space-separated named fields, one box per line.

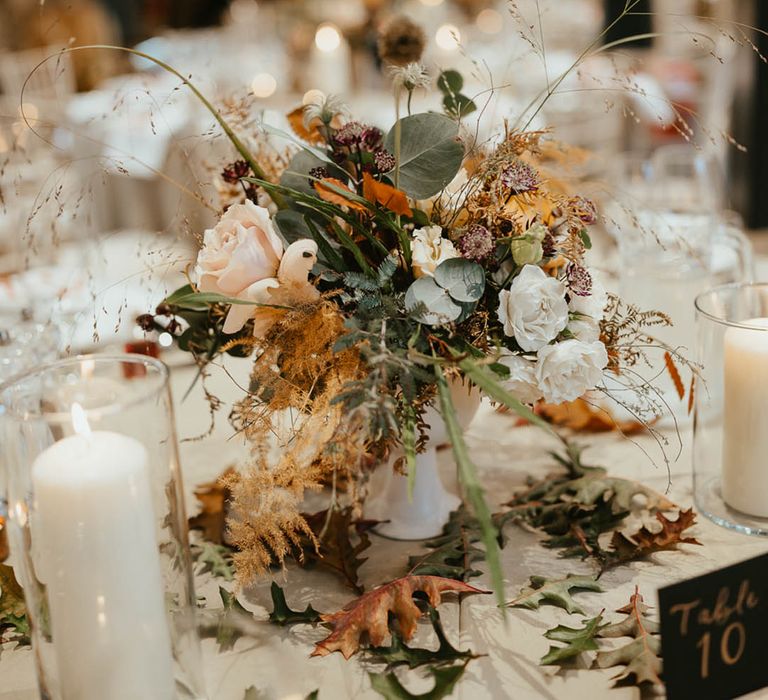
xmin=1 ymin=354 xmax=206 ymax=700
xmin=694 ymin=283 xmax=768 ymax=536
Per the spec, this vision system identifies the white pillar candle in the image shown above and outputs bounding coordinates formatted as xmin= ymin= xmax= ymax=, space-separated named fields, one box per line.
xmin=32 ymin=412 xmax=175 ymax=700
xmin=721 ymin=317 xmax=768 ymax=517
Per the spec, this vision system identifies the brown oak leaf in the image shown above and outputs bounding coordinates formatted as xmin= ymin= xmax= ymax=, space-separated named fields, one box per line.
xmin=188 ymin=466 xmax=237 ymax=545
xmin=297 ymin=507 xmax=375 ymax=594
xmin=311 ymin=575 xmax=488 ymax=659
xmin=537 ymin=398 xmax=648 ymax=435
xmin=607 ymin=508 xmax=701 ymax=567
xmin=313 ymin=178 xmax=367 ymax=212
xmin=362 ymin=172 xmax=413 ymax=217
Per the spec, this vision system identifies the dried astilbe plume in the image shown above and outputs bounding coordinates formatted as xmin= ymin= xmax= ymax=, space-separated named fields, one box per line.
xmin=377 ymin=16 xmax=426 ymax=67
xmin=227 ymin=299 xmax=372 ymax=582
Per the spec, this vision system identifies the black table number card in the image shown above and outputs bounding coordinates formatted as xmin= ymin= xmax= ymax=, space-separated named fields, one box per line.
xmin=659 ymin=551 xmax=768 ymax=700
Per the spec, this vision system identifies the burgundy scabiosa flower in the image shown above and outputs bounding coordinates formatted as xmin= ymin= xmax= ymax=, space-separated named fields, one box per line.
xmin=567 ymin=262 xmax=592 ymax=297
xmin=222 ymin=160 xmax=251 ymax=184
xmin=457 ymin=224 xmax=495 ymax=262
xmin=360 ymin=126 xmax=383 ymax=151
xmin=374 ymin=149 xmax=396 ymax=173
xmin=500 ymin=160 xmax=540 ymax=194
xmin=333 ymin=121 xmax=365 ymax=148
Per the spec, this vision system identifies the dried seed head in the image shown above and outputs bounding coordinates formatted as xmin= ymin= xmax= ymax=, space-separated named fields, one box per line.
xmin=378 ymin=16 xmax=426 ymax=67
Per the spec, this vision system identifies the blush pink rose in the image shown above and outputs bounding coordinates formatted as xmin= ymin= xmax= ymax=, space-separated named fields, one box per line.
xmin=195 ymin=201 xmax=283 ymax=297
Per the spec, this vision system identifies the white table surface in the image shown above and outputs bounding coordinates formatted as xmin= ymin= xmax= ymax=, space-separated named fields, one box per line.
xmin=3 ymin=351 xmax=768 ymax=700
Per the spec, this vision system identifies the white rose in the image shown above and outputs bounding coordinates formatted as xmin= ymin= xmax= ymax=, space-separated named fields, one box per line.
xmin=536 ymin=339 xmax=608 ymax=404
xmin=497 ymin=264 xmax=569 ymax=351
xmin=411 ymin=225 xmax=460 ymax=278
xmin=569 ymin=274 xmax=608 ymax=322
xmin=497 ymin=351 xmax=542 ymax=405
xmin=568 ymin=316 xmax=601 ymax=343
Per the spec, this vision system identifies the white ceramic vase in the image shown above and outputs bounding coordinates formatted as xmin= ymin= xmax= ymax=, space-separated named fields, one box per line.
xmin=364 ymin=383 xmax=481 ymax=540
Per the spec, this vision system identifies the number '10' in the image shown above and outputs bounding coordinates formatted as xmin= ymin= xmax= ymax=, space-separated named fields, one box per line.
xmin=696 ymin=622 xmax=747 ymax=678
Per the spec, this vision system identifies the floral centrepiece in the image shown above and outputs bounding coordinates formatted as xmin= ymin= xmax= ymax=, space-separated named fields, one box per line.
xmin=144 ymin=64 xmax=676 ymax=604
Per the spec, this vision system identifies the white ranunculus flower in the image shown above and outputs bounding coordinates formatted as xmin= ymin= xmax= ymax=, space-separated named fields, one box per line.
xmin=497 ymin=351 xmax=542 ymax=405
xmin=569 ymin=274 xmax=608 ymax=322
xmin=568 ymin=316 xmax=601 ymax=343
xmin=497 ymin=264 xmax=569 ymax=351
xmin=195 ymin=201 xmax=283 ymax=297
xmin=411 ymin=225 xmax=460 ymax=278
xmin=536 ymin=339 xmax=609 ymax=404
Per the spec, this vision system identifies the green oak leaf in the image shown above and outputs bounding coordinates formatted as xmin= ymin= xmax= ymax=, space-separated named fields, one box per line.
xmin=268 ymin=582 xmax=321 ymax=626
xmin=383 ymin=114 xmax=464 ymax=200
xmin=540 ymin=613 xmax=607 ymax=665
xmin=193 ymin=542 xmax=235 ymax=581
xmin=215 ymin=587 xmax=252 ymax=651
xmin=242 ymin=687 xmax=267 ymax=700
xmin=507 ymin=574 xmax=602 ymax=615
xmin=408 ymin=507 xmax=484 ymax=581
xmin=369 ymin=660 xmax=468 ymax=700
xmin=595 ymin=636 xmax=662 ymax=686
xmin=367 ymin=607 xmax=479 ymax=669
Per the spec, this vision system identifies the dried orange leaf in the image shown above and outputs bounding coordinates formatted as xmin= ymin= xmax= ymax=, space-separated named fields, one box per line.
xmin=663 ymin=351 xmax=685 ymax=400
xmin=687 ymin=375 xmax=695 ymax=416
xmin=286 ymin=106 xmax=325 ymax=145
xmin=314 ymin=178 xmax=367 ymax=212
xmin=608 ymin=508 xmax=701 ymax=566
xmin=362 ymin=172 xmax=413 ymax=217
xmin=311 ymin=575 xmax=488 ymax=659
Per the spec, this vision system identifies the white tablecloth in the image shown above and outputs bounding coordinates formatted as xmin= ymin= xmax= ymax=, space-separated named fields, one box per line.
xmin=3 ymin=352 xmax=768 ymax=700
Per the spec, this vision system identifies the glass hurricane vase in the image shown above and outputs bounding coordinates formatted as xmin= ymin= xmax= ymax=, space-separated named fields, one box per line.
xmin=694 ymin=283 xmax=768 ymax=536
xmin=1 ymin=354 xmax=206 ymax=700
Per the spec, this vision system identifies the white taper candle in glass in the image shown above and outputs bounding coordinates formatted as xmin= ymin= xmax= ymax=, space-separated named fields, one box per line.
xmin=721 ymin=318 xmax=768 ymax=517
xmin=31 ymin=404 xmax=175 ymax=700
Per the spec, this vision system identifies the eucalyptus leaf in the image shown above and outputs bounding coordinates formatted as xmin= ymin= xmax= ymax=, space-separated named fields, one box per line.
xmin=433 ymin=258 xmax=485 ymax=302
xmin=442 ymin=93 xmax=477 ymax=120
xmin=280 ymin=150 xmax=331 ymax=196
xmin=405 ymin=277 xmax=462 ymax=325
xmin=437 ymin=70 xmax=463 ymax=94
xmin=383 ymin=114 xmax=463 ymax=200
xmin=274 ymin=209 xmax=312 ymax=244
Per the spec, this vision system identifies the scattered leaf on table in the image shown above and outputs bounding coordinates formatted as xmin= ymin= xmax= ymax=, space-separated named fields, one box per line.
xmin=540 ymin=613 xmax=607 ymax=665
xmin=366 ymin=606 xmax=479 ymax=670
xmin=368 ymin=660 xmax=468 ymax=700
xmin=209 ymin=586 xmax=251 ymax=652
xmin=314 ymin=178 xmax=367 ymax=212
xmin=188 ymin=466 xmax=236 ymax=545
xmin=507 ymin=574 xmax=602 ymax=615
xmin=0 ymin=564 xmax=29 ymax=642
xmin=268 ymin=582 xmax=321 ymax=626
xmin=311 ymin=575 xmax=488 ymax=659
xmin=305 ymin=691 xmax=319 ymax=700
xmin=603 ymin=508 xmax=701 ymax=571
xmin=362 ymin=172 xmax=413 ymax=217
xmin=407 ymin=507 xmax=485 ymax=581
xmin=298 ymin=507 xmax=372 ymax=593
xmin=193 ymin=542 xmax=234 ymax=581
xmin=537 ymin=399 xmax=647 ymax=435
xmin=595 ymin=587 xmax=662 ymax=687
xmin=243 ymin=686 xmax=266 ymax=700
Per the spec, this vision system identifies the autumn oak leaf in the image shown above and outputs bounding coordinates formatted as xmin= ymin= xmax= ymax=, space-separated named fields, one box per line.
xmin=188 ymin=466 xmax=236 ymax=545
xmin=286 ymin=106 xmax=326 ymax=145
xmin=362 ymin=172 xmax=413 ymax=217
xmin=311 ymin=575 xmax=488 ymax=659
xmin=313 ymin=178 xmax=368 ymax=212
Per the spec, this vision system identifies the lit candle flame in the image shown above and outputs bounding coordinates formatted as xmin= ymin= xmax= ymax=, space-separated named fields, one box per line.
xmin=71 ymin=402 xmax=92 ymax=438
